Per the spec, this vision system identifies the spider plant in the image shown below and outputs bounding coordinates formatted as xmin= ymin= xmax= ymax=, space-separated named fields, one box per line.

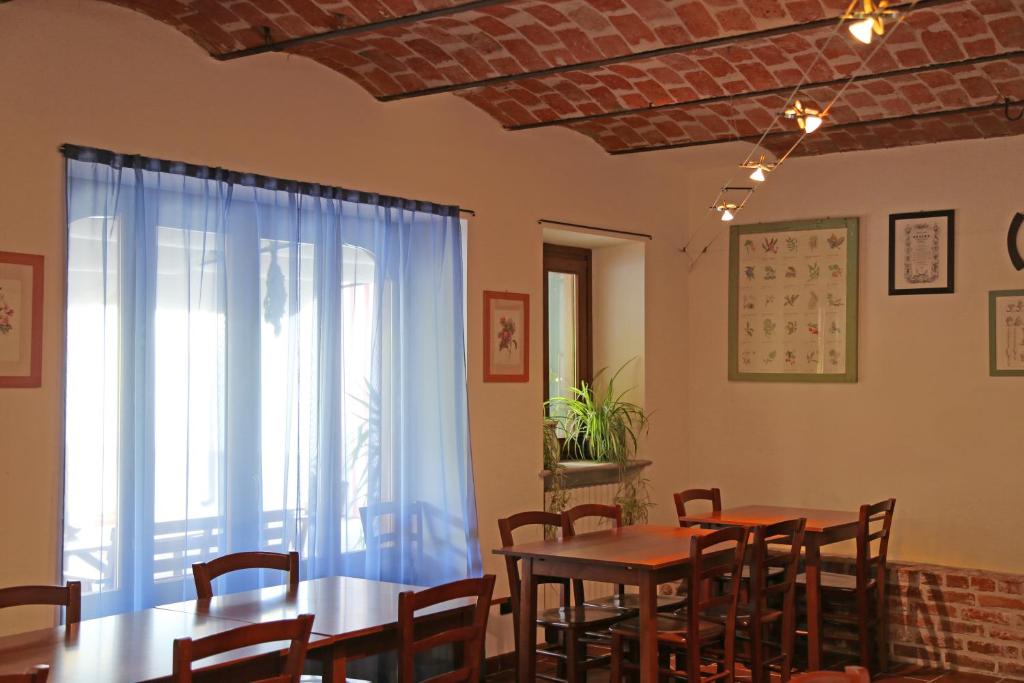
xmin=546 ymin=360 xmax=649 ymax=466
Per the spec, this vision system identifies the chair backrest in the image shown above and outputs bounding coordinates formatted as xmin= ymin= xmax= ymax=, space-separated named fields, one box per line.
xmin=0 ymin=665 xmax=48 ymax=683
xmin=497 ymin=511 xmax=570 ymax=629
xmin=192 ymin=551 xmax=299 ymax=599
xmin=682 ymin=525 xmax=748 ymax=679
xmin=747 ymin=518 xmax=806 ymax=611
xmin=856 ymin=499 xmax=896 ymax=589
xmin=674 ymin=488 xmax=722 ymax=527
xmin=397 ymin=575 xmax=496 ymax=683
xmin=791 ymin=666 xmax=870 ymax=683
xmin=560 ymin=503 xmax=622 ymax=538
xmin=360 ymin=501 xmax=423 ymax=549
xmin=171 ymin=614 xmax=314 ymax=683
xmin=0 ymin=582 xmax=80 ymax=624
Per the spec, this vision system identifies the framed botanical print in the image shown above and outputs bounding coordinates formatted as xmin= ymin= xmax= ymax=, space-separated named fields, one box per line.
xmin=0 ymin=251 xmax=44 ymax=388
xmin=729 ymin=217 xmax=858 ymax=383
xmin=989 ymin=289 xmax=1024 ymax=377
xmin=888 ymin=210 xmax=954 ymax=295
xmin=483 ymin=291 xmax=529 ymax=382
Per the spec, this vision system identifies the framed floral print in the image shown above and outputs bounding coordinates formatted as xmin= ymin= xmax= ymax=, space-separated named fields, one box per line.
xmin=0 ymin=251 xmax=44 ymax=388
xmin=729 ymin=218 xmax=858 ymax=383
xmin=888 ymin=210 xmax=954 ymax=295
xmin=989 ymin=289 xmax=1024 ymax=377
xmin=483 ymin=291 xmax=529 ymax=382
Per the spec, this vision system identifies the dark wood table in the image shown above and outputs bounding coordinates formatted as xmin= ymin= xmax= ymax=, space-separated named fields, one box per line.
xmin=157 ymin=575 xmax=474 ymax=682
xmin=494 ymin=523 xmax=728 ymax=683
xmin=677 ymin=505 xmax=861 ymax=670
xmin=0 ymin=606 xmax=319 ymax=682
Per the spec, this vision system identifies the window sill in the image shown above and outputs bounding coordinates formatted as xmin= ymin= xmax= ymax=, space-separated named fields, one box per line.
xmin=540 ymin=459 xmax=652 ymax=491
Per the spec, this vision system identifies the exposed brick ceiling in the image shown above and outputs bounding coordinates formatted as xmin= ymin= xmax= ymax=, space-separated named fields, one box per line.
xmin=102 ymin=0 xmax=1024 ymax=157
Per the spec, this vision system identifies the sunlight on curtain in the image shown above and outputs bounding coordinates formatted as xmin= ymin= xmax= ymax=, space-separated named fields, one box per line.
xmin=547 ymin=271 xmax=578 ymax=423
xmin=63 ymin=148 xmax=480 ymax=619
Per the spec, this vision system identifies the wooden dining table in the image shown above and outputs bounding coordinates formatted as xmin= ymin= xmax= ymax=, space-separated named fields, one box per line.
xmin=157 ymin=575 xmax=475 ymax=682
xmin=0 ymin=576 xmax=472 ymax=682
xmin=677 ymin=504 xmax=861 ymax=671
xmin=494 ymin=523 xmax=730 ymax=683
xmin=0 ymin=605 xmax=319 ymax=682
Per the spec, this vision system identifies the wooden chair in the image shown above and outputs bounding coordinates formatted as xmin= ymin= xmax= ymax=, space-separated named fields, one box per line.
xmin=0 ymin=666 xmax=48 ymax=683
xmin=360 ymin=501 xmax=424 ymax=583
xmin=561 ymin=504 xmax=686 ymax=613
xmin=707 ymin=519 xmax=807 ymax=683
xmin=790 ymin=666 xmax=870 ymax=683
xmin=498 ymin=510 xmax=625 ymax=683
xmin=797 ymin=499 xmax=896 ymax=674
xmin=609 ymin=525 xmax=749 ymax=683
xmin=192 ymin=551 xmax=299 ymax=599
xmin=397 ymin=575 xmax=495 ymax=682
xmin=171 ymin=614 xmax=314 ymax=683
xmin=674 ymin=487 xmax=722 ymax=527
xmin=0 ymin=582 xmax=81 ymax=624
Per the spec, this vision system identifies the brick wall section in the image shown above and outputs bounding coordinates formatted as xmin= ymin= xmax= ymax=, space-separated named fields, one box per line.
xmin=99 ymin=0 xmax=1024 ymax=156
xmin=821 ymin=556 xmax=1024 ymax=680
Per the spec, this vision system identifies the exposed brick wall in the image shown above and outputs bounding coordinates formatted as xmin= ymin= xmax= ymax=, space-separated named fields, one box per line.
xmin=821 ymin=556 xmax=1024 ymax=680
xmin=98 ymin=0 xmax=1024 ymax=156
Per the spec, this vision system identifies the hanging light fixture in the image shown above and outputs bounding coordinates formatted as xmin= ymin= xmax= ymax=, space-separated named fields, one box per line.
xmin=716 ymin=202 xmax=738 ymax=222
xmin=784 ymin=100 xmax=825 ymax=133
xmin=741 ymin=154 xmax=777 ymax=183
xmin=844 ymin=0 xmax=897 ymax=44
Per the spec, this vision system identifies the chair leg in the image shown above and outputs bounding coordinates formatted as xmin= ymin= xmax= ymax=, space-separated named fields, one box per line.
xmin=877 ymin=587 xmax=890 ymax=673
xmin=857 ymin=592 xmax=872 ymax=673
xmin=611 ymin=633 xmax=623 ymax=683
xmin=750 ymin=622 xmax=765 ymax=683
xmin=566 ymin=628 xmax=580 ymax=683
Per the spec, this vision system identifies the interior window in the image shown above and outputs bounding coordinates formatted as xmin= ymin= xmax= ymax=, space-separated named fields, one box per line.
xmin=543 ymin=244 xmax=592 ymax=411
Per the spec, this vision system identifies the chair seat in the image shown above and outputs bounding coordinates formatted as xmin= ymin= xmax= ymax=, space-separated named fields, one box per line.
xmin=539 ymin=604 xmax=627 ymax=628
xmin=796 ymin=572 xmax=876 ymax=591
xmin=704 ymin=602 xmax=783 ymax=627
xmin=724 ymin=564 xmax=786 ymax=580
xmin=584 ymin=592 xmax=687 ymax=611
xmin=610 ymin=614 xmax=725 ymax=644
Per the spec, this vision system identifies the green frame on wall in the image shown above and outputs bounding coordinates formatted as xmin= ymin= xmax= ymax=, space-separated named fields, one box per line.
xmin=989 ymin=289 xmax=1024 ymax=377
xmin=728 ymin=217 xmax=859 ymax=383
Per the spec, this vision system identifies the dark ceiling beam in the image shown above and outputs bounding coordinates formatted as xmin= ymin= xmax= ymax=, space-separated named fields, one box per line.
xmin=214 ymin=0 xmax=511 ymax=61
xmin=377 ymin=0 xmax=964 ymax=101
xmin=509 ymin=51 xmax=1024 ymax=131
xmin=607 ymin=101 xmax=1012 ymax=155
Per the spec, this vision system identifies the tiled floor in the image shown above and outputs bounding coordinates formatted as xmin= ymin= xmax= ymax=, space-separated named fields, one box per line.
xmin=488 ymin=663 xmax=1012 ymax=683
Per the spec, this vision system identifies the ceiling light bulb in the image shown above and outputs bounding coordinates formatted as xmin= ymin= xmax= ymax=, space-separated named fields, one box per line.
xmin=720 ymin=208 xmax=735 ymax=222
xmin=849 ymin=17 xmax=875 ymax=44
xmin=749 ymin=167 xmax=767 ymax=182
xmin=804 ymin=114 xmax=824 ymax=133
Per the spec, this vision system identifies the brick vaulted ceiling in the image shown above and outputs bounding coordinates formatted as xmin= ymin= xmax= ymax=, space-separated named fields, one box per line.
xmin=102 ymin=0 xmax=1024 ymax=157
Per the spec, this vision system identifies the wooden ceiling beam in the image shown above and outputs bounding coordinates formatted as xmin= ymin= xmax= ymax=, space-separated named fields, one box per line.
xmin=376 ymin=0 xmax=965 ymax=101
xmin=607 ymin=101 xmax=1011 ymax=155
xmin=507 ymin=51 xmax=1024 ymax=131
xmin=214 ymin=0 xmax=512 ymax=61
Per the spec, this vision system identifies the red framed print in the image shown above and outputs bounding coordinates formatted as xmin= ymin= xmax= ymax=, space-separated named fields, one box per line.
xmin=0 ymin=251 xmax=44 ymax=388
xmin=483 ymin=291 xmax=529 ymax=382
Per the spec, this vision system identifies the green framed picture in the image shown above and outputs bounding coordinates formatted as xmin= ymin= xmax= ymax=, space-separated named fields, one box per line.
xmin=728 ymin=217 xmax=859 ymax=383
xmin=989 ymin=289 xmax=1024 ymax=377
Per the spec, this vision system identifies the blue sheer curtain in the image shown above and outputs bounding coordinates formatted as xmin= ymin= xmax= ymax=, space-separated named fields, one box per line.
xmin=63 ymin=146 xmax=481 ymax=619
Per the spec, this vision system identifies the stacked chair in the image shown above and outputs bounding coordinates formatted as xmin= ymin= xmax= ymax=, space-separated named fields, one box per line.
xmin=796 ymin=499 xmax=896 ymax=674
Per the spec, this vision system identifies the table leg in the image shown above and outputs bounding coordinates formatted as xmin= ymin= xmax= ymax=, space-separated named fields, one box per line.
xmin=321 ymin=650 xmax=347 ymax=683
xmin=518 ymin=557 xmax=538 ymax=683
xmin=805 ymin=537 xmax=823 ymax=671
xmin=638 ymin=571 xmax=658 ymax=683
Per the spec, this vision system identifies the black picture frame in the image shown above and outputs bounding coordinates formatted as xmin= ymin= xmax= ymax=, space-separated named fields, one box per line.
xmin=888 ymin=209 xmax=955 ymax=296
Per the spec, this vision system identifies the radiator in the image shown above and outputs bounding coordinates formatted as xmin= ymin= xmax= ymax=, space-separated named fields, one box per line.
xmin=541 ymin=481 xmax=621 ymax=610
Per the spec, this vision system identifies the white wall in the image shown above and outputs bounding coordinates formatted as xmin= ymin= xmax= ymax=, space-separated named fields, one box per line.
xmin=0 ymin=0 xmax=692 ymax=639
xmin=685 ymin=135 xmax=1024 ymax=574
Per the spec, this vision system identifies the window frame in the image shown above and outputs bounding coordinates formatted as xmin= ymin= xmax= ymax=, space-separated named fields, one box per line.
xmin=542 ymin=243 xmax=593 ymax=405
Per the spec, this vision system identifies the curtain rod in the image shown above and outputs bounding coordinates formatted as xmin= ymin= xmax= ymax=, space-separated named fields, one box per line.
xmin=538 ymin=218 xmax=652 ymax=241
xmin=60 ymin=144 xmax=470 ymax=218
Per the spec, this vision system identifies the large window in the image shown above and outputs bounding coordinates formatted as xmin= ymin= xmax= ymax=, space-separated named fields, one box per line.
xmin=63 ymin=148 xmax=481 ymax=618
xmin=543 ymin=244 xmax=592 ymax=409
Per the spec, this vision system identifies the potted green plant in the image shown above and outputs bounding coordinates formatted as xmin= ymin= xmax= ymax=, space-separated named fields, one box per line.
xmin=545 ymin=360 xmax=653 ymax=524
